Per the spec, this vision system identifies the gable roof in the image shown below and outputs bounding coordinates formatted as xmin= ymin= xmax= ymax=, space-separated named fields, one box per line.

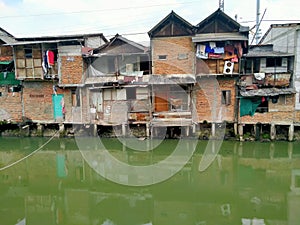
xmin=148 ymin=10 xmax=194 ymax=38
xmin=93 ymin=34 xmax=148 ymax=55
xmin=259 ymin=23 xmax=300 ymax=44
xmin=0 ymin=27 xmax=17 ymax=44
xmin=195 ymin=8 xmax=248 ymax=34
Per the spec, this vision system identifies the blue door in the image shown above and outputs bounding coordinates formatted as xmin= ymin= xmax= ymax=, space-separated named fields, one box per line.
xmin=52 ymin=94 xmax=64 ymax=120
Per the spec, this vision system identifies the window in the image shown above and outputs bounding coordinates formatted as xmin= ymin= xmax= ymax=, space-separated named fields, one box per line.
xmin=24 ymin=48 xmax=32 ymax=58
xmin=221 ymin=90 xmax=231 ymax=105
xmin=178 ymin=53 xmax=188 ymax=60
xmin=169 ymin=85 xmax=189 ymax=111
xmin=158 ymin=55 xmax=167 ymax=60
xmin=279 ymin=95 xmax=286 ymax=104
xmin=126 ymin=87 xmax=136 ymax=100
xmin=256 ymin=99 xmax=268 ymax=113
xmin=266 ymin=58 xmax=282 ymax=67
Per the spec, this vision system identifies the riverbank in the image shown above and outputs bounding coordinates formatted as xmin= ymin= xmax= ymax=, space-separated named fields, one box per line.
xmin=1 ymin=121 xmax=300 ymax=142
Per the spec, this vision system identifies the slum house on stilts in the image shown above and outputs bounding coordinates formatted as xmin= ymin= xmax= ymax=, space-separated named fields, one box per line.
xmin=83 ymin=34 xmax=151 ymax=137
xmin=237 ymin=44 xmax=295 ymax=141
xmin=148 ymin=11 xmax=196 ymax=138
xmin=0 ymin=30 xmax=107 ymax=136
xmin=192 ymin=8 xmax=249 ymax=139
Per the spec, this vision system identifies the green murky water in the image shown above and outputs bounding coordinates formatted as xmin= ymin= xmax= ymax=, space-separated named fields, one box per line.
xmin=1 ymin=137 xmax=300 ymax=225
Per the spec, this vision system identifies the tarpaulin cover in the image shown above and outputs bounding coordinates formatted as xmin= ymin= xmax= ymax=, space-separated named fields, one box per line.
xmin=240 ymin=97 xmax=262 ymax=117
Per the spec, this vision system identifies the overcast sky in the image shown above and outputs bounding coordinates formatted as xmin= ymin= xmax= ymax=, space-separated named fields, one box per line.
xmin=0 ymin=0 xmax=299 ymax=45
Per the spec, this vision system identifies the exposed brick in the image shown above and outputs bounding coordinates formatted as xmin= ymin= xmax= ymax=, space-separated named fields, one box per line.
xmin=60 ymin=56 xmax=83 ymax=85
xmin=152 ymin=36 xmax=194 ymax=75
xmin=195 ymin=77 xmax=236 ymax=122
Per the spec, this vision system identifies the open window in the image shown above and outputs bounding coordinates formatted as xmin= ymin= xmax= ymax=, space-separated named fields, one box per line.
xmin=266 ymin=58 xmax=282 ymax=67
xmin=221 ymin=90 xmax=231 ymax=105
xmin=256 ymin=98 xmax=268 ymax=113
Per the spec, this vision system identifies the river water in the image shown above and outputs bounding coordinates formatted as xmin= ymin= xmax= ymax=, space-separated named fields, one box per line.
xmin=0 ymin=136 xmax=300 ymax=225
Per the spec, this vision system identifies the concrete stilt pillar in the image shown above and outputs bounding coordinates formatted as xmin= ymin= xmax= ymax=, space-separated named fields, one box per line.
xmin=211 ymin=123 xmax=216 ymax=138
xmin=234 ymin=123 xmax=238 ymax=136
xmin=288 ymin=142 xmax=293 ymax=159
xmin=146 ymin=123 xmax=150 ymax=137
xmin=93 ymin=124 xmax=98 ymax=137
xmin=289 ymin=124 xmax=294 ymax=142
xmin=122 ymin=123 xmax=127 ymax=137
xmin=37 ymin=123 xmax=44 ymax=137
xmin=185 ymin=126 xmax=190 ymax=137
xmin=270 ymin=123 xmax=276 ymax=141
xmin=192 ymin=123 xmax=196 ymax=134
xmin=150 ymin=126 xmax=153 ymax=139
xmin=59 ymin=123 xmax=65 ymax=137
xmin=238 ymin=124 xmax=244 ymax=141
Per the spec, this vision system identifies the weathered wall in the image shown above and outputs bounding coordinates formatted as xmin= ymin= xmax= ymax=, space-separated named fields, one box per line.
xmin=0 ymin=87 xmax=22 ymax=122
xmin=295 ymin=111 xmax=300 ymax=123
xmin=151 ymin=36 xmax=194 ymax=75
xmin=239 ymin=94 xmax=295 ymax=124
xmin=195 ymin=77 xmax=236 ymax=123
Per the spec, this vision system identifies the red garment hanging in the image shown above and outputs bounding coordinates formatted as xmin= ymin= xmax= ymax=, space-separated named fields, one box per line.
xmin=47 ymin=50 xmax=55 ymax=66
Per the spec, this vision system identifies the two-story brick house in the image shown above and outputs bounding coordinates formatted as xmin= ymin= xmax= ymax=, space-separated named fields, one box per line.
xmin=192 ymin=8 xmax=249 ymax=138
xmin=148 ymin=11 xmax=195 ymax=138
xmin=148 ymin=9 xmax=249 ymax=139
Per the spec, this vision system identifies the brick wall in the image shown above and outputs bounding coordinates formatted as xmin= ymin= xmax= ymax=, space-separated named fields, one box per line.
xmin=195 ymin=77 xmax=236 ymax=123
xmin=22 ymin=81 xmax=71 ymax=122
xmin=152 ymin=36 xmax=194 ymax=74
xmin=0 ymin=87 xmax=22 ymax=122
xmin=60 ymin=55 xmax=83 ymax=85
xmin=239 ymin=94 xmax=295 ymax=124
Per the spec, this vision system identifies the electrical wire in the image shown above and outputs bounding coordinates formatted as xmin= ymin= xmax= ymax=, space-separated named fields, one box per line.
xmin=0 ymin=130 xmax=59 ymax=171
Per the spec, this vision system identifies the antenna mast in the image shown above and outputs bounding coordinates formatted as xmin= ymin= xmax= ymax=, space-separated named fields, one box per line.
xmin=219 ymin=0 xmax=224 ymax=11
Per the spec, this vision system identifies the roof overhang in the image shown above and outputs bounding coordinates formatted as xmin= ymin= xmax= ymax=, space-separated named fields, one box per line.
xmin=192 ymin=33 xmax=248 ymax=43
xmin=240 ymin=88 xmax=296 ymax=97
xmin=6 ymin=38 xmax=83 ymax=46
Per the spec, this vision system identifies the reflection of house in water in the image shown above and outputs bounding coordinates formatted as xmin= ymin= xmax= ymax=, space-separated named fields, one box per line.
xmin=288 ymin=169 xmax=300 ymax=225
xmin=1 ymin=140 xmax=300 ymax=224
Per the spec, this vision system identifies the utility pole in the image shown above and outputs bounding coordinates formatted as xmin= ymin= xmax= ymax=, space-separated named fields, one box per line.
xmin=255 ymin=0 xmax=262 ymax=44
xmin=219 ymin=0 xmax=224 ymax=11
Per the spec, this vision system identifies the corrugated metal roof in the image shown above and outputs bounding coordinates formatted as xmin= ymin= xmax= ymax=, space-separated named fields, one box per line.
xmin=149 ymin=74 xmax=195 ymax=84
xmin=240 ymin=87 xmax=295 ymax=97
xmin=6 ymin=38 xmax=83 ymax=46
xmin=192 ymin=33 xmax=248 ymax=42
xmin=245 ymin=50 xmax=294 ymax=57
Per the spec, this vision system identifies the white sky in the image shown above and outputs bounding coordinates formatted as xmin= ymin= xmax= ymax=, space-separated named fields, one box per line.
xmin=0 ymin=0 xmax=300 ymax=45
